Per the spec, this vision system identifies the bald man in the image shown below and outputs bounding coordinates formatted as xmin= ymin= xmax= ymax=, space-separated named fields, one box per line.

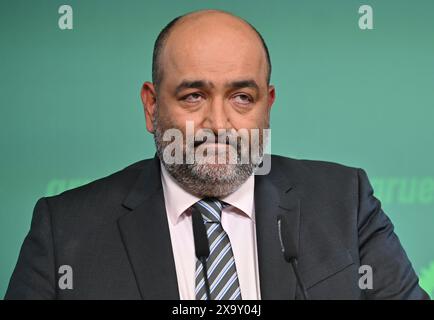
xmin=5 ymin=9 xmax=429 ymax=300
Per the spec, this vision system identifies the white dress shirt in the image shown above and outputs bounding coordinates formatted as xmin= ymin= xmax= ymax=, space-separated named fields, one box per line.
xmin=160 ymin=162 xmax=261 ymax=299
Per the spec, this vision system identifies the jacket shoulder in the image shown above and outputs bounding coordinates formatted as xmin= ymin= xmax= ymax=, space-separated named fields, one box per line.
xmin=42 ymin=158 xmax=152 ymax=214
xmin=271 ymin=154 xmax=361 ymax=180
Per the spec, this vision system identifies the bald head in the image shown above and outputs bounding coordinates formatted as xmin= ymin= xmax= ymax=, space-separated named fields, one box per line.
xmin=152 ymin=9 xmax=272 ymax=91
xmin=141 ymin=9 xmax=276 ymax=197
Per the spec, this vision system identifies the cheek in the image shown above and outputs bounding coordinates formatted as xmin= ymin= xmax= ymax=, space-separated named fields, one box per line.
xmin=156 ymin=101 xmax=185 ymax=127
xmin=230 ymin=108 xmax=270 ymax=130
xmin=161 ymin=111 xmax=203 ymax=134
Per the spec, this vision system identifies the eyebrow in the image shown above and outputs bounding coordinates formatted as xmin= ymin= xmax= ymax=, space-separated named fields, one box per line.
xmin=174 ymin=79 xmax=259 ymax=95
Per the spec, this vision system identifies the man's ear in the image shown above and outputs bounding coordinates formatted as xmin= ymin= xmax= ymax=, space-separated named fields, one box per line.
xmin=267 ymin=84 xmax=276 ymax=110
xmin=141 ymin=82 xmax=157 ymax=133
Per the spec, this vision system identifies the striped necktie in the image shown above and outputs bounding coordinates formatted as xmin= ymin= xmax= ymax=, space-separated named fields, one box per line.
xmin=192 ymin=198 xmax=242 ymax=300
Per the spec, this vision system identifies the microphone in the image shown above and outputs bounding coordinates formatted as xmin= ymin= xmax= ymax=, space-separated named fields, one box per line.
xmin=277 ymin=215 xmax=309 ymax=300
xmin=191 ymin=208 xmax=212 ymax=300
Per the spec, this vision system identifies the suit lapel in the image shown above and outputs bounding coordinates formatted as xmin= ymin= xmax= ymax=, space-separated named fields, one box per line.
xmin=117 ymin=154 xmax=301 ymax=300
xmin=118 ymin=155 xmax=179 ymax=299
xmin=255 ymin=165 xmax=301 ymax=300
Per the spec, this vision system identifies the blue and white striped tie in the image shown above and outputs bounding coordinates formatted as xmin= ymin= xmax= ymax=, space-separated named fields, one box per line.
xmin=193 ymin=198 xmax=242 ymax=300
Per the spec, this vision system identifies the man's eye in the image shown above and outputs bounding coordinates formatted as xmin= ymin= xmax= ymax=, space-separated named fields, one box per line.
xmin=233 ymin=94 xmax=253 ymax=105
xmin=183 ymin=93 xmax=203 ymax=103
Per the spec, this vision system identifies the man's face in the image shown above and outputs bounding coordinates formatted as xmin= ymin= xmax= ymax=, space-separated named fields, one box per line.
xmin=156 ymin=25 xmax=273 ymax=136
xmin=142 ymin=13 xmax=275 ymax=197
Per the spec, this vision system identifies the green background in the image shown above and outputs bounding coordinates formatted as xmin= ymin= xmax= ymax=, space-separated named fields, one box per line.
xmin=1 ymin=0 xmax=433 ymax=298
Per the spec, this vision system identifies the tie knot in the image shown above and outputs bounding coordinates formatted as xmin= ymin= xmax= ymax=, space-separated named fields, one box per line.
xmin=192 ymin=198 xmax=228 ymax=223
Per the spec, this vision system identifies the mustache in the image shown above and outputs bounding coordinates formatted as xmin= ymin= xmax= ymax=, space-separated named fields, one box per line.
xmin=193 ymin=134 xmax=240 ymax=148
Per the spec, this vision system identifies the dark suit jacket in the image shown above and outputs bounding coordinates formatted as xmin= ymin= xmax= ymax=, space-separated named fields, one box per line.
xmin=5 ymin=154 xmax=429 ymax=299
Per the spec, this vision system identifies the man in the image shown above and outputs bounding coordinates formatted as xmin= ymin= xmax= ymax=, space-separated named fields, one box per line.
xmin=5 ymin=9 xmax=429 ymax=300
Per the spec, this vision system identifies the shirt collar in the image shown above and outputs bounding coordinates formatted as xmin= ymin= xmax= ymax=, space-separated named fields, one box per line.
xmin=160 ymin=162 xmax=255 ymax=225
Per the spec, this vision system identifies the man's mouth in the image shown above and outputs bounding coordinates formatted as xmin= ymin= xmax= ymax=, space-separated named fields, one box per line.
xmin=193 ymin=136 xmax=234 ymax=148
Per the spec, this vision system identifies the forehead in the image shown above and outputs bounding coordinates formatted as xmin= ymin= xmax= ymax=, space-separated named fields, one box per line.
xmin=160 ymin=16 xmax=268 ymax=85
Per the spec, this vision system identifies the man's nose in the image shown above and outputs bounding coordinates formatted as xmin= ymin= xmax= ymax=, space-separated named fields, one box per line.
xmin=202 ymin=97 xmax=231 ymax=134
